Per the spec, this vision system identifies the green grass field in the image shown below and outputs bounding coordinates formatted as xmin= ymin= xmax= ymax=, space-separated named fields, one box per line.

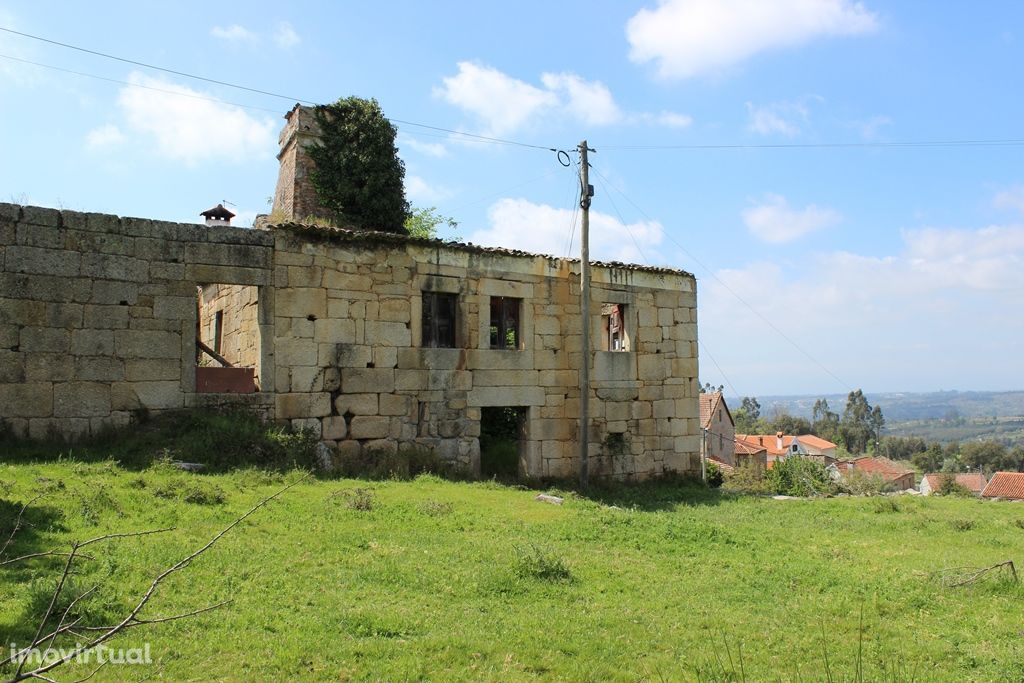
xmin=2 ymin=458 xmax=1024 ymax=681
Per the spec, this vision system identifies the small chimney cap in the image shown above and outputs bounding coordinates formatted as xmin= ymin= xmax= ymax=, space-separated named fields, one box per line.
xmin=200 ymin=203 xmax=236 ymax=220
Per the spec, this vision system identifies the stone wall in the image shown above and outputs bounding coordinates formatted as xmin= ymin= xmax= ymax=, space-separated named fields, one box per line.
xmin=269 ymin=225 xmax=700 ymax=479
xmin=198 ymin=284 xmax=262 ymax=384
xmin=1 ymin=201 xmax=700 ymax=480
xmin=0 ymin=203 xmax=274 ymax=440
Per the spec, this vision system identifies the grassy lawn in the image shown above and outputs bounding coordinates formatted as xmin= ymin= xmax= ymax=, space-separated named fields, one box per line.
xmin=2 ymin=458 xmax=1024 ymax=681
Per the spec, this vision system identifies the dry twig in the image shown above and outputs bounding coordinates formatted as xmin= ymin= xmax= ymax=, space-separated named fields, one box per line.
xmin=2 ymin=473 xmax=310 ymax=683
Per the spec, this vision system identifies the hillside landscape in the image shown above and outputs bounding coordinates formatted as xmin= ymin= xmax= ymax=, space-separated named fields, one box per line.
xmin=752 ymin=391 xmax=1024 ymax=447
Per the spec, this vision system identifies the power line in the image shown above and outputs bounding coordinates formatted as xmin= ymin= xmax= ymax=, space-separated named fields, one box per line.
xmin=0 ymin=53 xmax=283 ymax=113
xmin=697 ymin=338 xmax=742 ymax=399
xmin=0 ymin=26 xmax=558 ymax=152
xmin=593 ymin=165 xmax=852 ymax=392
xmin=590 ymin=168 xmax=649 ymax=265
xmin=603 ymin=139 xmax=1024 ymax=150
xmin=0 ymin=26 xmax=310 ymax=103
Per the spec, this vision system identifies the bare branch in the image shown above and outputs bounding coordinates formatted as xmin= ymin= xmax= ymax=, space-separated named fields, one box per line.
xmin=15 ymin=543 xmax=80 ymax=679
xmin=1 ymin=494 xmax=44 ymax=560
xmin=8 ymin=473 xmax=310 ymax=683
xmin=0 ymin=551 xmax=96 ymax=567
xmin=77 ymin=528 xmax=176 ymax=550
xmin=76 ymin=599 xmax=232 ymax=631
xmin=68 ymin=662 xmax=106 ymax=683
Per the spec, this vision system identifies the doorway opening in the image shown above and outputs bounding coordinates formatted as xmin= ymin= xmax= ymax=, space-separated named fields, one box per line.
xmin=480 ymin=406 xmax=526 ymax=479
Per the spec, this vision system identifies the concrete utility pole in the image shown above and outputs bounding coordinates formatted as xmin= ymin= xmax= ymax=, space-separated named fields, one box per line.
xmin=578 ymin=140 xmax=593 ymax=489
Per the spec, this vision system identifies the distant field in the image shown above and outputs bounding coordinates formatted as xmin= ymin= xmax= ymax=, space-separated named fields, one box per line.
xmin=887 ymin=416 xmax=1024 ymax=447
xmin=3 ymin=461 xmax=1024 ymax=681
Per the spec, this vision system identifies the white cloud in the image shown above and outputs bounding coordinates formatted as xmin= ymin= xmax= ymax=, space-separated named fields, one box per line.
xmin=742 ymin=193 xmax=841 ymax=243
xmin=746 ymin=98 xmax=820 ymax=137
xmin=211 ymin=24 xmax=257 ymax=42
xmin=210 ymin=21 xmax=298 ymax=48
xmin=701 ymin=221 xmax=1024 ymax=393
xmin=540 ymin=72 xmax=622 ymax=126
xmin=467 ymin=198 xmax=666 ymax=264
xmin=85 ymin=124 xmax=125 ymax=151
xmin=626 ymin=0 xmax=880 ymax=80
xmin=854 ymin=115 xmax=892 ymax=140
xmin=398 ymin=135 xmax=448 ymax=158
xmin=115 ymin=73 xmax=276 ymax=165
xmin=651 ymin=111 xmax=693 ymax=128
xmin=273 ymin=21 xmax=301 ymax=48
xmin=434 ymin=62 xmax=557 ymax=136
xmin=406 ymin=175 xmax=454 ymax=203
xmin=994 ymin=186 xmax=1024 ymax=215
xmin=436 ymin=62 xmax=691 ymax=135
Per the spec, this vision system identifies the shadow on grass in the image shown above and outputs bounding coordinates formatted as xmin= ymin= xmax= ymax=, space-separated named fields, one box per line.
xmin=0 ymin=409 xmax=320 ymax=473
xmin=561 ymin=475 xmax=724 ymax=510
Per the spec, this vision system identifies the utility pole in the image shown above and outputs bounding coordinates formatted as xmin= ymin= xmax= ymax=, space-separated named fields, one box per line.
xmin=578 ymin=140 xmax=593 ymax=489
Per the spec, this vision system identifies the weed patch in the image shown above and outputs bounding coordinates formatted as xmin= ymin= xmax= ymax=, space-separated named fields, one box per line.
xmin=512 ymin=545 xmax=573 ymax=582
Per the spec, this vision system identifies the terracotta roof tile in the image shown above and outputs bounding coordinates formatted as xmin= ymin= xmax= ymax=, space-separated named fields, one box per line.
xmin=734 ymin=437 xmax=767 ymax=456
xmin=708 ymin=455 xmax=734 ymax=473
xmin=796 ymin=434 xmax=838 ymax=450
xmin=981 ymin=472 xmax=1024 ymax=499
xmin=851 ymin=457 xmax=915 ymax=482
xmin=923 ymin=473 xmax=987 ymax=493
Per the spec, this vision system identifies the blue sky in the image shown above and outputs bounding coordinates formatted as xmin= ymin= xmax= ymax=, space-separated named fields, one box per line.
xmin=2 ymin=1 xmax=1023 ymax=398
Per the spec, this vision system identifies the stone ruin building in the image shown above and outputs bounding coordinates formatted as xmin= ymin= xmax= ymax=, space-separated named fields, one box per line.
xmin=0 ymin=105 xmax=700 ymax=480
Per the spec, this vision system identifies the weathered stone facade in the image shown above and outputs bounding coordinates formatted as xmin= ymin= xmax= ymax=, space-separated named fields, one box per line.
xmin=1 ymin=200 xmax=700 ymax=479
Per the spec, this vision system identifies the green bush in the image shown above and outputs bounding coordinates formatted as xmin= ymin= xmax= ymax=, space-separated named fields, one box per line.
xmin=722 ymin=462 xmax=770 ymax=494
xmin=705 ymin=460 xmax=724 ymax=488
xmin=766 ymin=457 xmax=839 ymax=497
xmin=841 ymin=468 xmax=891 ymax=496
xmin=936 ymin=474 xmax=974 ymax=497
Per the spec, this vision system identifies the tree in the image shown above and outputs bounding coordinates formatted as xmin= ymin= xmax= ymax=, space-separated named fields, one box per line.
xmin=961 ymin=441 xmax=1010 ymax=473
xmin=700 ymin=382 xmax=724 ymax=394
xmin=811 ymin=398 xmax=840 ymax=442
xmin=765 ymin=412 xmax=812 ymax=436
xmin=741 ymin=396 xmax=761 ymax=419
xmin=404 ymin=206 xmax=459 ymax=240
xmin=733 ymin=396 xmax=762 ymax=433
xmin=838 ymin=389 xmax=885 ymax=454
xmin=308 ymin=96 xmax=409 ymax=233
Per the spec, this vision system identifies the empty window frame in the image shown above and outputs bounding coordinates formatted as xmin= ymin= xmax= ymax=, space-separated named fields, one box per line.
xmin=422 ymin=292 xmax=458 ymax=348
xmin=489 ymin=296 xmax=521 ymax=350
xmin=601 ymin=303 xmax=628 ymax=351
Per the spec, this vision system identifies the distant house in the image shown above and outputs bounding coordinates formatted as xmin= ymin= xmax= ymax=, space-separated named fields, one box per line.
xmin=700 ymin=392 xmax=735 ymax=466
xmin=734 ymin=436 xmax=768 ymax=471
xmin=981 ymin=472 xmax=1024 ymax=500
xmin=831 ymin=456 xmax=916 ymax=491
xmin=920 ymin=473 xmax=987 ymax=496
xmin=796 ymin=434 xmax=838 ymax=459
xmin=736 ymin=433 xmax=791 ymax=468
xmin=707 ymin=455 xmax=734 ymax=475
xmin=735 ymin=432 xmax=838 ymax=468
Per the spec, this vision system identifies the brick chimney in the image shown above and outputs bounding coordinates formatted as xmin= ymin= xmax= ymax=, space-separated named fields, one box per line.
xmin=271 ymin=104 xmax=331 ymax=223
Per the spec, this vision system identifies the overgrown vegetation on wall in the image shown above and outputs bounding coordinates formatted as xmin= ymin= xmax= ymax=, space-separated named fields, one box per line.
xmin=309 ymin=96 xmax=410 ymax=233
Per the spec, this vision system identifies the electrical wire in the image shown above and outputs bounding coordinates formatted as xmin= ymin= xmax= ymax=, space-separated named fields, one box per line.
xmin=592 ymin=163 xmax=852 ymax=392
xmin=590 ymin=171 xmax=649 ymax=265
xmin=0 ymin=26 xmax=558 ymax=152
xmin=0 ymin=53 xmax=282 ymax=113
xmin=564 ymin=159 xmax=581 ymax=257
xmin=697 ymin=338 xmax=742 ymax=399
xmin=603 ymin=139 xmax=1024 ymax=150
